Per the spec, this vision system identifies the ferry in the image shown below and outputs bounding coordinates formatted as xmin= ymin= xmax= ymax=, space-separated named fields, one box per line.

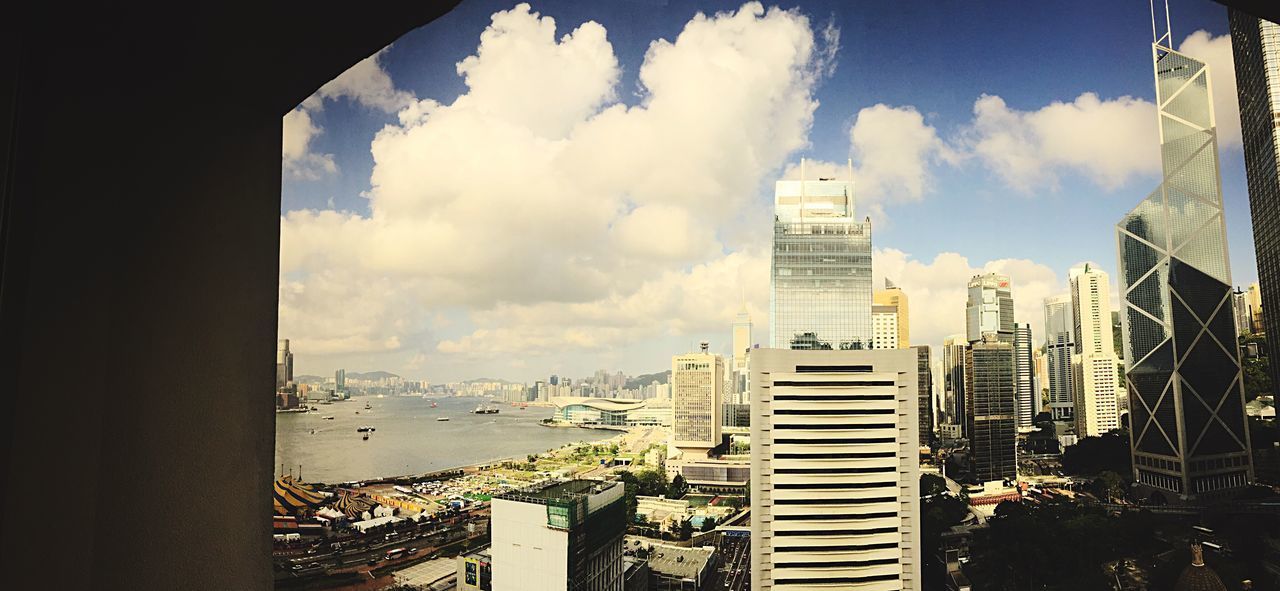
xmin=323 ymin=416 xmax=335 ymax=420
xmin=356 ymin=426 xmax=376 ymax=433
xmin=436 ymin=417 xmax=450 ymax=422
xmin=364 ymin=402 xmax=372 ymax=410
xmin=472 ymin=404 xmax=500 ymax=415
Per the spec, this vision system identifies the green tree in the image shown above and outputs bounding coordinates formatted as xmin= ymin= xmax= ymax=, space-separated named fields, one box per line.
xmin=617 ymin=471 xmax=640 ymax=522
xmin=678 ymin=519 xmax=694 ymax=540
xmin=635 ymin=468 xmax=668 ymax=497
xmin=1089 ymin=471 xmax=1124 ymax=502
xmin=667 ymin=474 xmax=689 ymax=499
xmin=700 ymin=517 xmax=717 ymax=532
xmin=1061 ymin=433 xmax=1131 ymax=476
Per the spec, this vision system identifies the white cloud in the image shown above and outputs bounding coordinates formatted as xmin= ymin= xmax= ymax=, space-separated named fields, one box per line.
xmin=280 ymin=2 xmax=834 ymax=360
xmin=873 ymin=248 xmax=1064 ymax=346
xmin=964 ymin=92 xmax=1160 ymax=194
xmin=317 ymin=48 xmax=416 ymax=113
xmin=1176 ymin=30 xmax=1239 ymax=149
xmin=282 ymin=108 xmax=337 ymax=180
xmin=850 ymin=104 xmax=960 ymax=203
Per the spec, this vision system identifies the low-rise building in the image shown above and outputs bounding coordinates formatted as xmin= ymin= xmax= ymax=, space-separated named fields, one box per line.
xmin=551 ymin=397 xmax=673 ymax=427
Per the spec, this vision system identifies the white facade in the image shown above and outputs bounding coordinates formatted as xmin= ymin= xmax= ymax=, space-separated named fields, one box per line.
xmin=751 ymin=348 xmax=920 ymax=591
xmin=873 ymin=282 xmax=910 ymax=348
xmin=871 ymin=304 xmax=900 ymax=350
xmin=491 ymin=498 xmax=570 ymax=591
xmin=1070 ymin=264 xmax=1121 ymax=437
xmin=672 ymin=351 xmax=724 ymax=456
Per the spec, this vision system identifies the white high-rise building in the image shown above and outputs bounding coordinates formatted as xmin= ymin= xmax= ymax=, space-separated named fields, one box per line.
xmin=1070 ymin=263 xmax=1121 ymax=437
xmin=750 ymin=348 xmax=920 ymax=591
xmin=490 ymin=480 xmax=625 ymax=591
xmin=276 ymin=339 xmax=294 ymax=389
xmin=1043 ymin=294 xmax=1076 ymax=420
xmin=941 ymin=334 xmax=968 ymax=432
xmin=966 ymin=273 xmax=1014 ymax=344
xmin=1014 ymin=324 xmax=1035 ymax=429
xmin=671 ymin=343 xmax=724 ymax=458
xmin=871 ymin=304 xmax=900 ymax=350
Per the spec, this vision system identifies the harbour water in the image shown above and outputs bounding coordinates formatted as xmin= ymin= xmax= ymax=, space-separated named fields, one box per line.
xmin=274 ymin=395 xmax=614 ymax=483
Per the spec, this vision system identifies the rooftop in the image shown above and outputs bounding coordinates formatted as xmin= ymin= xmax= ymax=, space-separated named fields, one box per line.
xmin=642 ymin=542 xmax=715 ymax=580
xmin=495 ymin=479 xmax=618 ymax=505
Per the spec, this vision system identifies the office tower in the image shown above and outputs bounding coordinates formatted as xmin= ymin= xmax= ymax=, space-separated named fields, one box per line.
xmin=1014 ymin=324 xmax=1035 ymax=429
xmin=770 ymin=159 xmax=873 ymax=350
xmin=1116 ymin=37 xmax=1254 ymax=499
xmin=1248 ymin=282 xmax=1265 ymax=334
xmin=1070 ymin=264 xmax=1121 ymax=437
xmin=915 ymin=345 xmax=934 ymax=448
xmin=1044 ymin=294 xmax=1076 ymax=420
xmin=1234 ymin=288 xmax=1253 ymax=336
xmin=965 ymin=273 xmax=1014 ymax=344
xmin=965 ymin=336 xmax=1017 ymax=482
xmin=874 ymin=278 xmax=910 ymax=348
xmin=491 ymin=480 xmax=625 ymax=591
xmin=276 ymin=339 xmax=293 ymax=389
xmin=1230 ymin=10 xmax=1280 ymax=386
xmin=732 ymin=300 xmax=753 ymax=402
xmin=550 ymin=375 xmax=559 ymax=386
xmin=750 ymin=348 xmax=920 ymax=591
xmin=335 ymin=368 xmax=345 ymax=392
xmin=1033 ymin=347 xmax=1048 ymax=415
xmin=671 ymin=343 xmax=724 ymax=457
xmin=872 ymin=304 xmax=900 ymax=349
xmin=941 ymin=334 xmax=968 ymax=432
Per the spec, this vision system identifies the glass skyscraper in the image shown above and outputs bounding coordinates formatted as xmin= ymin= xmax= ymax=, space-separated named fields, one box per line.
xmin=1044 ymin=294 xmax=1076 ymax=420
xmin=965 ymin=273 xmax=1014 ymax=344
xmin=1230 ymin=11 xmax=1280 ymax=393
xmin=770 ymin=162 xmax=873 ymax=350
xmin=1116 ymin=41 xmax=1254 ymax=499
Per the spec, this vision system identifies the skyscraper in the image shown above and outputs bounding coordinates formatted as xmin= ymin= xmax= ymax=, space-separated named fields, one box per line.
xmin=1116 ymin=37 xmax=1254 ymax=499
xmin=965 ymin=335 xmax=1017 ymax=483
xmin=750 ymin=348 xmax=920 ymax=591
xmin=1230 ymin=9 xmax=1280 ymax=387
xmin=1233 ymin=287 xmax=1253 ymax=337
xmin=490 ymin=480 xmax=625 ymax=591
xmin=1070 ymin=264 xmax=1122 ymax=438
xmin=1013 ymin=324 xmax=1035 ymax=429
xmin=1044 ymin=294 xmax=1076 ymax=420
xmin=874 ymin=278 xmax=910 ymax=348
xmin=871 ymin=304 xmax=900 ymax=349
xmin=732 ymin=300 xmax=753 ymax=403
xmin=276 ymin=339 xmax=293 ymax=389
xmin=941 ymin=334 xmax=968 ymax=433
xmin=915 ymin=345 xmax=934 ymax=448
xmin=1247 ymin=281 xmax=1265 ymax=334
xmin=965 ymin=273 xmax=1014 ymax=344
xmin=671 ymin=343 xmax=724 ymax=458
xmin=770 ymin=160 xmax=873 ymax=351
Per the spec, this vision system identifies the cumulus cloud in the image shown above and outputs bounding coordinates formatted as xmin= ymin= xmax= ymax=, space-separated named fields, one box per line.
xmin=282 ymin=108 xmax=337 ymax=179
xmin=873 ymin=248 xmax=1064 ymax=346
xmin=315 ymin=49 xmax=417 ymax=113
xmin=1176 ymin=30 xmax=1239 ymax=148
xmin=782 ymin=104 xmax=957 ymax=210
xmin=964 ymin=93 xmax=1160 ymax=194
xmin=280 ymin=2 xmax=835 ymax=359
xmin=961 ymin=30 xmax=1239 ymax=195
xmin=283 ymin=49 xmax=416 ymax=180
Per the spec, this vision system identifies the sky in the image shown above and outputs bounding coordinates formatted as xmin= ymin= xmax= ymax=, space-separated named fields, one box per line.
xmin=279 ymin=0 xmax=1256 ymax=382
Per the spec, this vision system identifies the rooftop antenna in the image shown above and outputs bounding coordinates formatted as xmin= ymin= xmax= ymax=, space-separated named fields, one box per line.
xmin=1150 ymin=0 xmax=1172 ymax=46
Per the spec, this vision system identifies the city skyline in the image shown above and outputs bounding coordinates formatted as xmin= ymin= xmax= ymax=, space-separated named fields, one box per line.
xmin=279 ymin=0 xmax=1254 ymax=382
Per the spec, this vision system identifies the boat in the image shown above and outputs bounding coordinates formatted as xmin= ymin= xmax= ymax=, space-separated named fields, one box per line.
xmin=362 ymin=433 xmax=369 ymax=441
xmin=472 ymin=404 xmax=500 ymax=415
xmin=356 ymin=426 xmax=376 ymax=433
xmin=323 ymin=416 xmax=335 ymax=420
xmin=364 ymin=402 xmax=372 ymax=410
xmin=436 ymin=417 xmax=450 ymax=422
xmin=430 ymin=402 xmax=438 ymax=408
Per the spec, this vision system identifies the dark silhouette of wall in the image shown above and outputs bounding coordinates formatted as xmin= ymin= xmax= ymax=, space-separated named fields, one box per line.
xmin=0 ymin=0 xmax=1275 ymax=589
xmin=1 ymin=2 xmax=458 ymax=588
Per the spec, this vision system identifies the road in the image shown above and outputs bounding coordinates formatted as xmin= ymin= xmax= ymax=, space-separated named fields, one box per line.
xmin=707 ymin=533 xmax=751 ymax=591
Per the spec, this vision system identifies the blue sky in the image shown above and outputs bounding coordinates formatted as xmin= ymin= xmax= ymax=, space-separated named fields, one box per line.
xmin=279 ymin=0 xmax=1254 ymax=382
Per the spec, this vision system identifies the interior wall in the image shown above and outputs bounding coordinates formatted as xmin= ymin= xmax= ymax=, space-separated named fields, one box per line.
xmin=0 ymin=2 xmax=458 ymax=588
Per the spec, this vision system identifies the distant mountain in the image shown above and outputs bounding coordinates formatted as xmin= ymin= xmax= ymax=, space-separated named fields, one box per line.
xmin=625 ymin=370 xmax=670 ymax=390
xmin=464 ymin=377 xmax=518 ymax=384
xmin=348 ymin=370 xmax=400 ymax=381
xmin=294 ymin=374 xmax=326 ymax=384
